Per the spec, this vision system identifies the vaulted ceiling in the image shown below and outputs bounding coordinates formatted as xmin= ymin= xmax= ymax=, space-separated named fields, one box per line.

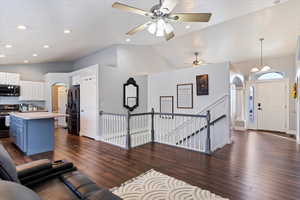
xmin=0 ymin=0 xmax=290 ymax=65
xmin=154 ymin=0 xmax=300 ymax=68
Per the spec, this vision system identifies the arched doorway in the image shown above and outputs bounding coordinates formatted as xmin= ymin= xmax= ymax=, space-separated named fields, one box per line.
xmin=51 ymin=83 xmax=68 ymax=128
xmin=231 ymin=75 xmax=245 ymax=130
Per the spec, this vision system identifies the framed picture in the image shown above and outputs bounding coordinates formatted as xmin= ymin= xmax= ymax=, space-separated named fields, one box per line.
xmin=160 ymin=96 xmax=174 ymax=119
xmin=196 ymin=74 xmax=209 ymax=96
xmin=177 ymin=83 xmax=193 ymax=109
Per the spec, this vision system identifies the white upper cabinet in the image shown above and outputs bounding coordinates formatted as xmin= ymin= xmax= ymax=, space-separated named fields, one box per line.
xmin=0 ymin=73 xmax=7 ymax=84
xmin=19 ymin=81 xmax=45 ymax=101
xmin=72 ymin=75 xmax=81 ymax=85
xmin=6 ymin=73 xmax=20 ymax=85
xmin=0 ymin=72 xmax=20 ymax=85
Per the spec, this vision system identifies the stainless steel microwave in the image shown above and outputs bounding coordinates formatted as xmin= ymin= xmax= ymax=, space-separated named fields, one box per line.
xmin=0 ymin=85 xmax=20 ymax=97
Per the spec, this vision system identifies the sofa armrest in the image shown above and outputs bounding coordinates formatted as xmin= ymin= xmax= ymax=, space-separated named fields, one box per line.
xmin=60 ymin=171 xmax=122 ymax=200
xmin=17 ymin=159 xmax=52 ymax=179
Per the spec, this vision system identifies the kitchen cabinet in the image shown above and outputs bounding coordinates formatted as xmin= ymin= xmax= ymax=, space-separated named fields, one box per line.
xmin=72 ymin=75 xmax=81 ymax=85
xmin=19 ymin=81 xmax=45 ymax=101
xmin=0 ymin=72 xmax=20 ymax=85
xmin=9 ymin=116 xmax=26 ymax=152
xmin=9 ymin=114 xmax=55 ymax=155
xmin=6 ymin=73 xmax=20 ymax=85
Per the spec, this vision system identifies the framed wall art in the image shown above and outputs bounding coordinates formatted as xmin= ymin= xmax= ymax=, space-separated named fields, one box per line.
xmin=160 ymin=96 xmax=174 ymax=119
xmin=196 ymin=74 xmax=209 ymax=96
xmin=177 ymin=83 xmax=193 ymax=109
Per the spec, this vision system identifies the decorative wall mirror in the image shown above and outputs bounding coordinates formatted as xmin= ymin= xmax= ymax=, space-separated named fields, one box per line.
xmin=123 ymin=78 xmax=139 ymax=112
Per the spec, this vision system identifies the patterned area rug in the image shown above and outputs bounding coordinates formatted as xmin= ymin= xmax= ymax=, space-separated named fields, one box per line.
xmin=111 ymin=169 xmax=229 ymax=200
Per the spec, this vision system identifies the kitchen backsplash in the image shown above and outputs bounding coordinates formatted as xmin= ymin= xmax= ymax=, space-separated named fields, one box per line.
xmin=0 ymin=97 xmax=45 ymax=107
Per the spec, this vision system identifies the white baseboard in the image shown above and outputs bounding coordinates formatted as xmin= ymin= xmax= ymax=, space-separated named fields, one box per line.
xmin=233 ymin=126 xmax=246 ymax=131
xmin=287 ymin=130 xmax=296 ymax=135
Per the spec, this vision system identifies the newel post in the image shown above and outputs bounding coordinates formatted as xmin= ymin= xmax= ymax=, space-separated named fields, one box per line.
xmin=205 ymin=110 xmax=212 ymax=155
xmin=151 ymin=108 xmax=155 ymax=143
xmin=126 ymin=111 xmax=131 ymax=150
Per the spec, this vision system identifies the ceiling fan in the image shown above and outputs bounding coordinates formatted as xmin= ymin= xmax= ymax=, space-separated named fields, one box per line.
xmin=112 ymin=0 xmax=212 ymax=41
xmin=185 ymin=52 xmax=210 ymax=67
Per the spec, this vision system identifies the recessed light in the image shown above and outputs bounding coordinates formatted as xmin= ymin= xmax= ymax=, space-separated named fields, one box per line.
xmin=24 ymin=60 xmax=29 ymax=63
xmin=0 ymin=54 xmax=6 ymax=58
xmin=5 ymin=44 xmax=13 ymax=48
xmin=185 ymin=25 xmax=191 ymax=29
xmin=273 ymin=0 xmax=281 ymax=4
xmin=43 ymin=45 xmax=50 ymax=48
xmin=17 ymin=25 xmax=27 ymax=30
xmin=32 ymin=53 xmax=38 ymax=57
xmin=126 ymin=38 xmax=131 ymax=42
xmin=64 ymin=29 xmax=71 ymax=34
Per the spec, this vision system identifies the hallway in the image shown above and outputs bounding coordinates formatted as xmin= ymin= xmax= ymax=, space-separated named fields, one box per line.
xmin=1 ymin=129 xmax=300 ymax=199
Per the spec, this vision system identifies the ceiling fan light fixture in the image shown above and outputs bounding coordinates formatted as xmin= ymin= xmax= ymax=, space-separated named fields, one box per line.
xmin=156 ymin=19 xmax=166 ymax=37
xmin=165 ymin=23 xmax=174 ymax=34
xmin=147 ymin=22 xmax=157 ymax=35
xmin=261 ymin=65 xmax=271 ymax=72
xmin=251 ymin=67 xmax=260 ymax=73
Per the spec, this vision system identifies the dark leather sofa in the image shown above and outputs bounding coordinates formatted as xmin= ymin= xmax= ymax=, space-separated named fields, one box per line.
xmin=0 ymin=143 xmax=122 ymax=200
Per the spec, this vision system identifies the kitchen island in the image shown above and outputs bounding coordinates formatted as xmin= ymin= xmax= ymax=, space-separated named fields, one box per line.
xmin=9 ymin=112 xmax=66 ymax=156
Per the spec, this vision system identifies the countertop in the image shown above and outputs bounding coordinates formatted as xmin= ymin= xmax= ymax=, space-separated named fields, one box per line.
xmin=10 ymin=112 xmax=67 ymax=120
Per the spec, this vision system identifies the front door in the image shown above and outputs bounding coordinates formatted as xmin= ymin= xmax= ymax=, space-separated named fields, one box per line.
xmin=256 ymin=80 xmax=287 ymax=132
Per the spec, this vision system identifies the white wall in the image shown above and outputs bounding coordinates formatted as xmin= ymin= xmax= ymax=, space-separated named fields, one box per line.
xmin=296 ymin=36 xmax=300 ymax=143
xmin=73 ymin=46 xmax=118 ymax=70
xmin=99 ymin=65 xmax=148 ymax=114
xmin=148 ymin=63 xmax=231 ymax=150
xmin=117 ymin=45 xmax=173 ymax=76
xmin=148 ymin=63 xmax=230 ymax=114
xmin=72 ymin=44 xmax=174 ymax=114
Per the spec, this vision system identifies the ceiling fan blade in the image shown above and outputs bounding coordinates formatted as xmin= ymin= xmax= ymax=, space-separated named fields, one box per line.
xmin=112 ymin=2 xmax=152 ymax=17
xmin=168 ymin=13 xmax=212 ymax=22
xmin=160 ymin=0 xmax=179 ymax=14
xmin=165 ymin=31 xmax=175 ymax=41
xmin=126 ymin=22 xmax=151 ymax=35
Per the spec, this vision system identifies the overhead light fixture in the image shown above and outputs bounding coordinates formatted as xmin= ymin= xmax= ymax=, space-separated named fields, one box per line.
xmin=5 ymin=44 xmax=13 ymax=48
xmin=64 ymin=29 xmax=71 ymax=34
xmin=251 ymin=67 xmax=260 ymax=73
xmin=43 ymin=45 xmax=50 ymax=48
xmin=24 ymin=60 xmax=29 ymax=63
xmin=125 ymin=38 xmax=131 ymax=42
xmin=147 ymin=19 xmax=174 ymax=37
xmin=0 ymin=54 xmax=6 ymax=58
xmin=251 ymin=38 xmax=271 ymax=73
xmin=273 ymin=0 xmax=281 ymax=5
xmin=32 ymin=53 xmax=38 ymax=57
xmin=185 ymin=25 xmax=191 ymax=29
xmin=261 ymin=65 xmax=271 ymax=72
xmin=17 ymin=25 xmax=27 ymax=30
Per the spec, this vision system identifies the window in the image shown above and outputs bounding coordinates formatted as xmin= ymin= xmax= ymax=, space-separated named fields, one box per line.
xmin=257 ymin=72 xmax=284 ymax=80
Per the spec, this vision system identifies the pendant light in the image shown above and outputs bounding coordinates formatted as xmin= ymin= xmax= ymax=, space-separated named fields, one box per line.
xmin=251 ymin=38 xmax=271 ymax=73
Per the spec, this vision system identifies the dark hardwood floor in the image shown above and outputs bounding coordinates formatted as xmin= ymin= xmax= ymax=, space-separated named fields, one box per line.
xmin=1 ymin=129 xmax=300 ymax=200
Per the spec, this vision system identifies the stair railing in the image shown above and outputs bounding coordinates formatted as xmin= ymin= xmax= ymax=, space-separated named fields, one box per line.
xmin=100 ymin=109 xmax=211 ymax=154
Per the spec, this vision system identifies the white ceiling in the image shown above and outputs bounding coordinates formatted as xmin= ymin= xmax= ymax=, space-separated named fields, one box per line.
xmin=154 ymin=0 xmax=300 ymax=68
xmin=0 ymin=0 xmax=289 ymax=65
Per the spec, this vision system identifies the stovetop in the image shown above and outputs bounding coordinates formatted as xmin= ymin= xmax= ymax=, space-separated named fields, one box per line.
xmin=0 ymin=112 xmax=11 ymax=116
xmin=0 ymin=104 xmax=19 ymax=116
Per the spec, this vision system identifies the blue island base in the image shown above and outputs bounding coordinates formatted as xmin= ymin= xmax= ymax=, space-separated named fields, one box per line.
xmin=10 ymin=116 xmax=55 ymax=156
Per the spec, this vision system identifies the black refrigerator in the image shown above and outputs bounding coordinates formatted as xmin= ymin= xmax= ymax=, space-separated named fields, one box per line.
xmin=66 ymin=85 xmax=80 ymax=135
